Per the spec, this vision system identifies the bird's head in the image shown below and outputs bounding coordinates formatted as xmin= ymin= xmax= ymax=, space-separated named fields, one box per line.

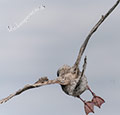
xmin=57 ymin=64 xmax=79 ymax=78
xmin=57 ymin=65 xmax=71 ymax=77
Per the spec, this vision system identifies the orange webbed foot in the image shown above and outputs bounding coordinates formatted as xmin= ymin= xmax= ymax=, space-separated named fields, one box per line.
xmin=92 ymin=96 xmax=105 ymax=108
xmin=84 ymin=101 xmax=94 ymax=115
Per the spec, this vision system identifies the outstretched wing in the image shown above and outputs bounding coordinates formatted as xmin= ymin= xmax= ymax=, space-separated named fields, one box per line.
xmin=0 ymin=77 xmax=69 ymax=104
xmin=74 ymin=0 xmax=120 ymax=68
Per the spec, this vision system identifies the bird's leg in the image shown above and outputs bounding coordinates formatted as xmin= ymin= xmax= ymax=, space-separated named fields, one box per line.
xmin=77 ymin=96 xmax=94 ymax=115
xmin=87 ymin=85 xmax=105 ymax=108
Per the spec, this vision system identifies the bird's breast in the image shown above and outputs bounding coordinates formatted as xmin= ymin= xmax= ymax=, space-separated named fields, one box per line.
xmin=61 ymin=75 xmax=88 ymax=97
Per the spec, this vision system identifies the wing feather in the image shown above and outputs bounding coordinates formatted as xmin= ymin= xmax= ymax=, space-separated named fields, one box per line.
xmin=0 ymin=77 xmax=69 ymax=104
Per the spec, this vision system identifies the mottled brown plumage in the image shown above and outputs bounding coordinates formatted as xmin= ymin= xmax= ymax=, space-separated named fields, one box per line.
xmin=57 ymin=64 xmax=88 ymax=97
xmin=57 ymin=57 xmax=105 ymax=115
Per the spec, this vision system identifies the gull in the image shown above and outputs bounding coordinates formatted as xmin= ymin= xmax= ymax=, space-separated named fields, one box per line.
xmin=0 ymin=0 xmax=120 ymax=114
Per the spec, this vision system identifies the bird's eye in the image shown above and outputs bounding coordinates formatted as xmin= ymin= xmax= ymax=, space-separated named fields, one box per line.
xmin=57 ymin=70 xmax=59 ymax=77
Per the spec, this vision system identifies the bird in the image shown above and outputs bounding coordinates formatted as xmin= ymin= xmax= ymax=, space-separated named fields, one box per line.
xmin=5 ymin=1 xmax=120 ymax=114
xmin=1 ymin=0 xmax=120 ymax=114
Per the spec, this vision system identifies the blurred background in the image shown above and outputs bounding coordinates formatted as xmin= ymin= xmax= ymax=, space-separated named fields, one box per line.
xmin=0 ymin=0 xmax=120 ymax=115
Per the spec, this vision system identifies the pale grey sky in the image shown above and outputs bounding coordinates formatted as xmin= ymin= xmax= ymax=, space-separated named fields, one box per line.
xmin=0 ymin=0 xmax=120 ymax=115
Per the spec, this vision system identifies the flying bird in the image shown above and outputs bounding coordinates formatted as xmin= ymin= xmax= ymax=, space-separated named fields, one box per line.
xmin=0 ymin=0 xmax=120 ymax=114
